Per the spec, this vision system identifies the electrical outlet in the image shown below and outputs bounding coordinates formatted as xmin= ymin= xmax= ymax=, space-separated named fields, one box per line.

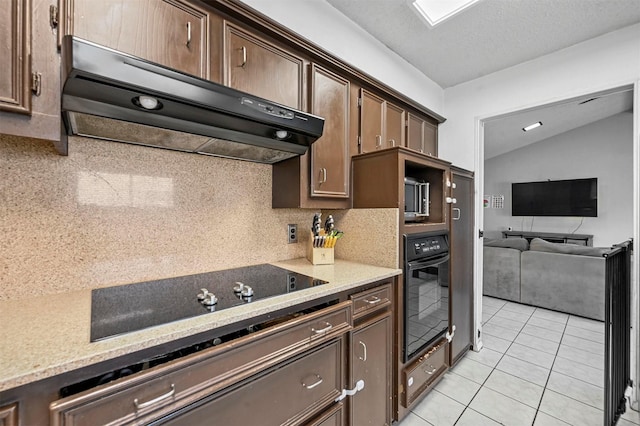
xmin=287 ymin=224 xmax=298 ymax=243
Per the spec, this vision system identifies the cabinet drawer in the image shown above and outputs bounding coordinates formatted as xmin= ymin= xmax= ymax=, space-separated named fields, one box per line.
xmin=163 ymin=340 xmax=344 ymax=426
xmin=350 ymin=282 xmax=392 ymax=319
xmin=402 ymin=337 xmax=448 ymax=407
xmin=307 ymin=403 xmax=344 ymax=426
xmin=51 ymin=302 xmax=351 ymax=426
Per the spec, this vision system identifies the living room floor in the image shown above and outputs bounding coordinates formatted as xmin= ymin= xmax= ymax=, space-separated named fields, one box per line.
xmin=397 ymin=296 xmax=640 ymax=426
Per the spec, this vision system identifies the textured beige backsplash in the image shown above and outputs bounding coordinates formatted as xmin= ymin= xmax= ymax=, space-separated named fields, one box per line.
xmin=328 ymin=209 xmax=399 ymax=269
xmin=0 ymin=134 xmax=398 ymax=300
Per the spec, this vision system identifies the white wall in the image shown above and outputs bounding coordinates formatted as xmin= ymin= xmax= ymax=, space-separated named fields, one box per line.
xmin=484 ymin=112 xmax=633 ymax=247
xmin=441 ymin=23 xmax=640 ymax=171
xmin=238 ymin=0 xmax=444 ymax=114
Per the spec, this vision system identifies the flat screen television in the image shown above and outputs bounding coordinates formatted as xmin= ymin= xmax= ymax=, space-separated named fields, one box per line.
xmin=511 ymin=178 xmax=597 ymax=217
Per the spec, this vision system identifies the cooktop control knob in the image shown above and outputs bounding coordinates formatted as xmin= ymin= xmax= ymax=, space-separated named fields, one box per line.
xmin=197 ymin=288 xmax=209 ymax=300
xmin=241 ymin=285 xmax=254 ymax=298
xmin=233 ymin=282 xmax=245 ymax=293
xmin=202 ymin=293 xmax=218 ymax=306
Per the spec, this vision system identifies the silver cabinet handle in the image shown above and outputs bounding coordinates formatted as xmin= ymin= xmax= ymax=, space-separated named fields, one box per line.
xmin=364 ymin=296 xmax=381 ymax=305
xmin=186 ymin=22 xmax=192 ymax=48
xmin=302 ymin=374 xmax=323 ymax=389
xmin=453 ymin=207 xmax=461 ymax=221
xmin=134 ymin=384 xmax=175 ymax=410
xmin=358 ymin=341 xmax=367 ymax=361
xmin=375 ymin=135 xmax=382 ymax=149
xmin=424 ymin=364 xmax=437 ymax=375
xmin=318 ymin=167 xmax=327 ymax=184
xmin=239 ymin=46 xmax=247 ymax=68
xmin=312 ymin=322 xmax=332 ymax=334
xmin=390 ymin=139 xmax=396 ymax=147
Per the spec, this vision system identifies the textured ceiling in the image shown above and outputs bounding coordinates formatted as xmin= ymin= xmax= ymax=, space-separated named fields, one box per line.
xmin=325 ymin=0 xmax=638 ymax=157
xmin=325 ymin=0 xmax=640 ymax=88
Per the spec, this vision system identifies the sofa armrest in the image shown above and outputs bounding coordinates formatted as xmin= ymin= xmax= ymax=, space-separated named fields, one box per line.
xmin=483 ymin=246 xmax=521 ymax=302
xmin=521 ymin=251 xmax=605 ymax=320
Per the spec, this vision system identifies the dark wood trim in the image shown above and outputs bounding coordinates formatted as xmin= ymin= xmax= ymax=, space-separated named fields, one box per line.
xmin=200 ymin=0 xmax=446 ymax=124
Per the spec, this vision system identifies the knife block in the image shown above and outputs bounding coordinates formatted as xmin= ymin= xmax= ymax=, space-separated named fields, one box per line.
xmin=307 ymin=232 xmax=334 ymax=265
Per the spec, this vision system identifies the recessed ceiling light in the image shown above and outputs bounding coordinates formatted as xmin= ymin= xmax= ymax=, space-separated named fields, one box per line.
xmin=411 ymin=0 xmax=480 ymax=28
xmin=522 ymin=121 xmax=543 ymax=132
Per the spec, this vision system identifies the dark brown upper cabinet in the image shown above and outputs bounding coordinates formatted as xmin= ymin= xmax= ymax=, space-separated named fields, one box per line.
xmin=406 ymin=112 xmax=438 ymax=157
xmin=272 ymin=64 xmax=352 ymax=209
xmin=63 ymin=0 xmax=211 ymax=79
xmin=309 ymin=64 xmax=350 ymax=199
xmin=0 ymin=0 xmax=62 ymax=146
xmin=224 ymin=22 xmax=304 ymax=109
xmin=359 ymin=90 xmax=408 ymax=154
xmin=359 ymin=89 xmax=385 ymax=154
xmin=385 ymin=101 xmax=405 ymax=149
xmin=0 ymin=0 xmax=30 ymax=114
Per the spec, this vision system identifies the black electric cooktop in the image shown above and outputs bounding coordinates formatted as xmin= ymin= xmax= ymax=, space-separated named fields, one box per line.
xmin=90 ymin=264 xmax=328 ymax=341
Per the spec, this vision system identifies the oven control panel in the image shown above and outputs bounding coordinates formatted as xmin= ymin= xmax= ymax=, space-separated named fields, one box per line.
xmin=405 ymin=232 xmax=449 ymax=261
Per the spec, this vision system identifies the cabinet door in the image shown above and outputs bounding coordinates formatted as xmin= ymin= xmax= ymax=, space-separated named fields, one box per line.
xmin=385 ymin=102 xmax=405 ymax=149
xmin=423 ymin=121 xmax=438 ymax=157
xmin=351 ymin=314 xmax=392 ymax=426
xmin=359 ymin=89 xmax=384 ymax=153
xmin=0 ymin=0 xmax=61 ymax=144
xmin=406 ymin=113 xmax=423 ymax=153
xmin=0 ymin=403 xmax=18 ymax=426
xmin=449 ymin=171 xmax=474 ymax=365
xmin=309 ymin=65 xmax=350 ymax=198
xmin=0 ymin=0 xmax=30 ymax=114
xmin=69 ymin=0 xmax=209 ymax=79
xmin=225 ymin=23 xmax=303 ymax=109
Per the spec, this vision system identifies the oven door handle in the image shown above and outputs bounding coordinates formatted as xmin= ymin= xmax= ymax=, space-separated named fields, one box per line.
xmin=406 ymin=253 xmax=449 ymax=271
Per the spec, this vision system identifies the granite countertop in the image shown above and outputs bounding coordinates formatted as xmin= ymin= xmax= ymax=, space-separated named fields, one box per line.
xmin=0 ymin=259 xmax=400 ymax=392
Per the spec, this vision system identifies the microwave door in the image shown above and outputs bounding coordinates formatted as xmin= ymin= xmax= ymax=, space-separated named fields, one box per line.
xmin=415 ymin=182 xmax=430 ymax=217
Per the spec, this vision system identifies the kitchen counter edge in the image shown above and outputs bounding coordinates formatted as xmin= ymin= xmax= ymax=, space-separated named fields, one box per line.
xmin=0 ymin=258 xmax=401 ymax=392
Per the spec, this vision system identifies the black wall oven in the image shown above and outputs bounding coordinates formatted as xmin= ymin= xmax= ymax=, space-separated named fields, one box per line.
xmin=403 ymin=231 xmax=449 ymax=362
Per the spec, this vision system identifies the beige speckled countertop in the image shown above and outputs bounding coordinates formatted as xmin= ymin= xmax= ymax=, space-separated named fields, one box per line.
xmin=0 ymin=259 xmax=400 ymax=392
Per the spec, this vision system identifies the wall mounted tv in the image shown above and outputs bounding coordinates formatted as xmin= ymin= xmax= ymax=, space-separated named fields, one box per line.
xmin=511 ymin=178 xmax=598 ymax=217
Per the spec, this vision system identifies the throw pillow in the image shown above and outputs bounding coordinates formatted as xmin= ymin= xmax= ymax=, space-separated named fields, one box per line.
xmin=484 ymin=238 xmax=529 ymax=251
xmin=528 ymin=238 xmax=609 ymax=257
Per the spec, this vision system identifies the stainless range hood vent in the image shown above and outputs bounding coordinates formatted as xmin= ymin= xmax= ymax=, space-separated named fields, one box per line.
xmin=60 ymin=36 xmax=324 ymax=164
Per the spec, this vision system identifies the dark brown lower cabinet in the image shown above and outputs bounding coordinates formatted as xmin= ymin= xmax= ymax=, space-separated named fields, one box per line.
xmin=350 ymin=313 xmax=392 ymax=425
xmin=43 ymin=281 xmax=396 ymax=426
xmin=163 ymin=339 xmax=345 ymax=426
xmin=0 ymin=402 xmax=18 ymax=426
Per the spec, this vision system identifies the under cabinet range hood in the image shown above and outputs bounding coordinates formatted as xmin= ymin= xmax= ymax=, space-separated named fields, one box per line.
xmin=60 ymin=36 xmax=324 ymax=163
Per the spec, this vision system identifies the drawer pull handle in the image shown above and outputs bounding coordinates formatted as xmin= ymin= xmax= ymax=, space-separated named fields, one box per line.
xmin=312 ymin=322 xmax=332 ymax=334
xmin=186 ymin=22 xmax=192 ymax=48
xmin=424 ymin=364 xmax=437 ymax=375
xmin=364 ymin=296 xmax=381 ymax=305
xmin=302 ymin=374 xmax=323 ymax=390
xmin=133 ymin=384 xmax=175 ymax=410
xmin=358 ymin=341 xmax=367 ymax=361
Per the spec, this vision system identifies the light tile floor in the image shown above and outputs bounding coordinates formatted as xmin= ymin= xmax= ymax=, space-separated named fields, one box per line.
xmin=398 ymin=296 xmax=640 ymax=426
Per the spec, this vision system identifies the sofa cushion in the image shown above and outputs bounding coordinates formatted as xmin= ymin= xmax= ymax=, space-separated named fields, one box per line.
xmin=528 ymin=238 xmax=609 ymax=257
xmin=484 ymin=237 xmax=529 ymax=251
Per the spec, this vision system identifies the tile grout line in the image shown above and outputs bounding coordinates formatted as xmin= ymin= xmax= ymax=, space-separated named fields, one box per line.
xmin=530 ymin=305 xmax=570 ymax=425
xmin=452 ymin=301 xmax=535 ymax=425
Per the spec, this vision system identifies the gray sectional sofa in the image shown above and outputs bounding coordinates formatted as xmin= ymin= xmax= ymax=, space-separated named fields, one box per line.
xmin=483 ymin=237 xmax=610 ymax=320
